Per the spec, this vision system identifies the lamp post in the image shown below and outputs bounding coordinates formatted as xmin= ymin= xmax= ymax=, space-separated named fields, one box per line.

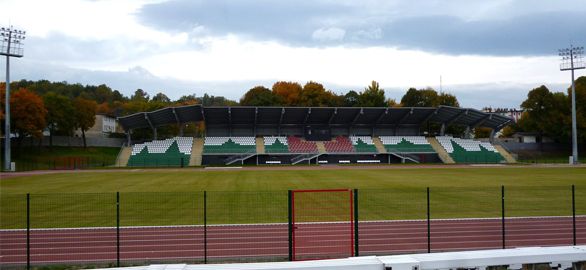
xmin=1 ymin=26 xmax=26 ymax=171
xmin=559 ymin=45 xmax=585 ymax=165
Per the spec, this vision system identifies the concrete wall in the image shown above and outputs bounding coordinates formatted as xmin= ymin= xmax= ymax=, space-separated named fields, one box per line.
xmin=18 ymin=136 xmax=124 ymax=148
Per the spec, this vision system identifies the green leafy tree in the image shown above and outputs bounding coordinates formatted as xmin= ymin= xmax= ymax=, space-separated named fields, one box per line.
xmin=73 ymin=97 xmax=97 ymax=148
xmin=131 ymin=89 xmax=150 ymax=102
xmin=43 ymin=92 xmax=76 ymax=146
xmin=152 ymin=92 xmax=171 ymax=103
xmin=519 ymin=85 xmax=555 ymax=140
xmin=240 ymin=86 xmax=282 ymax=106
xmin=437 ymin=92 xmax=460 ymax=107
xmin=400 ymin=87 xmax=438 ymax=107
xmin=344 ymin=90 xmax=360 ymax=107
xmin=299 ymin=81 xmax=329 ymax=107
xmin=200 ymin=93 xmax=238 ymax=106
xmin=177 ymin=94 xmax=199 ymax=105
xmin=358 ymin=81 xmax=387 ymax=107
xmin=387 ymin=98 xmax=399 ymax=107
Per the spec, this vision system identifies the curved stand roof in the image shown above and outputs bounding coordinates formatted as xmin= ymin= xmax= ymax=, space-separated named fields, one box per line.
xmin=118 ymin=105 xmax=512 ymax=132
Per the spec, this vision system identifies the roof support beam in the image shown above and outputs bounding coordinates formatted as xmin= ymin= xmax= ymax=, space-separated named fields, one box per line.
xmin=494 ymin=119 xmax=512 ymax=133
xmin=394 ymin=108 xmax=413 ymax=136
xmin=171 ymin=108 xmax=182 ymax=136
xmin=126 ymin=129 xmax=132 ymax=146
xmin=144 ymin=113 xmax=157 ymax=140
xmin=351 ymin=108 xmax=363 ymax=125
xmin=303 ymin=108 xmax=312 ymax=125
xmin=471 ymin=114 xmax=492 ymax=128
xmin=422 ymin=108 xmax=439 ymax=123
xmin=350 ymin=108 xmax=363 ymax=135
xmin=373 ymin=108 xmax=389 ymax=136
xmin=228 ymin=107 xmax=232 ymax=137
xmin=445 ymin=109 xmax=468 ymax=126
xmin=278 ymin=108 xmax=285 ymax=135
xmin=172 ymin=108 xmax=181 ymax=125
xmin=328 ymin=108 xmax=337 ymax=125
xmin=254 ymin=108 xmax=258 ymax=135
xmin=201 ymin=107 xmax=205 ymax=122
xmin=397 ymin=108 xmax=414 ymax=125
xmin=375 ymin=108 xmax=389 ymax=125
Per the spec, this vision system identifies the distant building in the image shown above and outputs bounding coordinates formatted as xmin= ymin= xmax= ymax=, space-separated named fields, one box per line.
xmin=75 ymin=114 xmax=122 ymax=138
xmin=511 ymin=132 xmax=554 ymax=143
xmin=482 ymin=107 xmax=523 ymax=123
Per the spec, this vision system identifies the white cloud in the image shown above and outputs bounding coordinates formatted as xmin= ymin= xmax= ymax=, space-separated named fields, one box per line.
xmin=138 ymin=35 xmax=570 ymax=89
xmin=3 ymin=0 xmax=585 ymax=109
xmin=311 ymin=27 xmax=346 ymax=42
xmin=353 ymin=28 xmax=382 ymax=40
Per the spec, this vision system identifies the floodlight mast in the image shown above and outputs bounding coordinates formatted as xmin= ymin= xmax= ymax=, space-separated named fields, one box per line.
xmin=559 ymin=45 xmax=585 ymax=165
xmin=1 ymin=25 xmax=26 ymax=171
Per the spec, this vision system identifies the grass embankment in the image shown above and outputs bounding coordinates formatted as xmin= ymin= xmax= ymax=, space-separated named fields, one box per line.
xmin=516 ymin=150 xmax=586 ymax=164
xmin=1 ymin=167 xmax=585 ymax=228
xmin=1 ymin=146 xmax=120 ymax=171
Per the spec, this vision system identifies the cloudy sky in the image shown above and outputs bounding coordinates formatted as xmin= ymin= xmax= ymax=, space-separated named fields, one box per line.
xmin=2 ymin=0 xmax=586 ymax=108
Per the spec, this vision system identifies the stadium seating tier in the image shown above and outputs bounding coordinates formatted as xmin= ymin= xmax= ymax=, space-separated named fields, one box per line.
xmin=287 ymin=136 xmax=318 ymax=153
xmin=379 ymin=136 xmax=435 ymax=153
xmin=128 ymin=137 xmax=192 ymax=167
xmin=436 ymin=136 xmax=504 ymax=163
xmin=203 ymin=137 xmax=256 ymax=154
xmin=350 ymin=136 xmax=378 ymax=152
xmin=324 ymin=136 xmax=355 ymax=153
xmin=264 ymin=136 xmax=290 ymax=153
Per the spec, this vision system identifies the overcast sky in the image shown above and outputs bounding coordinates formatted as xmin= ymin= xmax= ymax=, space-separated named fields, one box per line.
xmin=2 ymin=0 xmax=586 ymax=108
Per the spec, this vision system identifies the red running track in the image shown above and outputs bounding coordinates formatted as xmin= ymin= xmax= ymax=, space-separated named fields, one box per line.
xmin=1 ymin=216 xmax=585 ymax=266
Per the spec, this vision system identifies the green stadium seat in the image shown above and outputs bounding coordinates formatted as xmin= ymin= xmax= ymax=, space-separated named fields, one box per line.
xmin=264 ymin=136 xmax=290 ymax=153
xmin=127 ymin=137 xmax=192 ymax=167
xmin=203 ymin=137 xmax=256 ymax=154
xmin=350 ymin=136 xmax=377 ymax=152
xmin=379 ymin=136 xmax=435 ymax=153
xmin=436 ymin=136 xmax=504 ymax=163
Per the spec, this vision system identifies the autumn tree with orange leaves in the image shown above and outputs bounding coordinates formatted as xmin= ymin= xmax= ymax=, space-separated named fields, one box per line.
xmin=272 ymin=81 xmax=302 ymax=106
xmin=8 ymin=88 xmax=47 ymax=143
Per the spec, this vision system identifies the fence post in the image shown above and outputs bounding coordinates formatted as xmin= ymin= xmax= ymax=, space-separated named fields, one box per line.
xmin=353 ymin=189 xmax=359 ymax=257
xmin=572 ymin=185 xmax=576 ymax=246
xmin=501 ymin=185 xmax=505 ymax=249
xmin=27 ymin=193 xmax=30 ymax=270
xmin=116 ymin=192 xmax=120 ymax=267
xmin=427 ymin=187 xmax=430 ymax=253
xmin=288 ymin=190 xmax=293 ymax=261
xmin=204 ymin=191 xmax=207 ymax=264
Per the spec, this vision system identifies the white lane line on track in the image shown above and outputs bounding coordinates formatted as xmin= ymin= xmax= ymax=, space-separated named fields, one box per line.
xmin=2 ymin=215 xmax=584 ymax=232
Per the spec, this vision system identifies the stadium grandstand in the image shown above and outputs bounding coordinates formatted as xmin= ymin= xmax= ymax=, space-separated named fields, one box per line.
xmin=117 ymin=105 xmax=513 ymax=166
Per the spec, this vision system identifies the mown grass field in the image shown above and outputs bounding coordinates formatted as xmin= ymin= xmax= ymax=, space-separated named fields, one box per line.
xmin=1 ymin=166 xmax=585 ymax=228
xmin=1 ymin=146 xmax=120 ymax=171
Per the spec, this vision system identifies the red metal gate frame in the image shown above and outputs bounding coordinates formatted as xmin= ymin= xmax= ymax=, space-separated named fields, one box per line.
xmin=291 ymin=189 xmax=354 ymax=261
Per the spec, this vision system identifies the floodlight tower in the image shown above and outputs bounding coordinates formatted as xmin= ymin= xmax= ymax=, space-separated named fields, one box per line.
xmin=559 ymin=45 xmax=585 ymax=165
xmin=1 ymin=26 xmax=26 ymax=171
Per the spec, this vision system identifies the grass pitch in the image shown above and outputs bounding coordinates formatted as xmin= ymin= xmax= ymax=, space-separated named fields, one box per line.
xmin=1 ymin=166 xmax=585 ymax=228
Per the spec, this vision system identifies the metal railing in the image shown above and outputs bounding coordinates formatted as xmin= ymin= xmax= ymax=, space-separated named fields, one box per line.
xmin=0 ymin=186 xmax=583 ymax=269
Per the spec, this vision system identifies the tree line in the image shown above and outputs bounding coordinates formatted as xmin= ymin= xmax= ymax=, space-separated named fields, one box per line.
xmin=239 ymin=80 xmax=459 ymax=108
xmin=504 ymin=76 xmax=586 ymax=145
xmin=1 ymin=79 xmax=464 ymax=144
xmin=3 ymin=76 xmax=585 ymax=145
